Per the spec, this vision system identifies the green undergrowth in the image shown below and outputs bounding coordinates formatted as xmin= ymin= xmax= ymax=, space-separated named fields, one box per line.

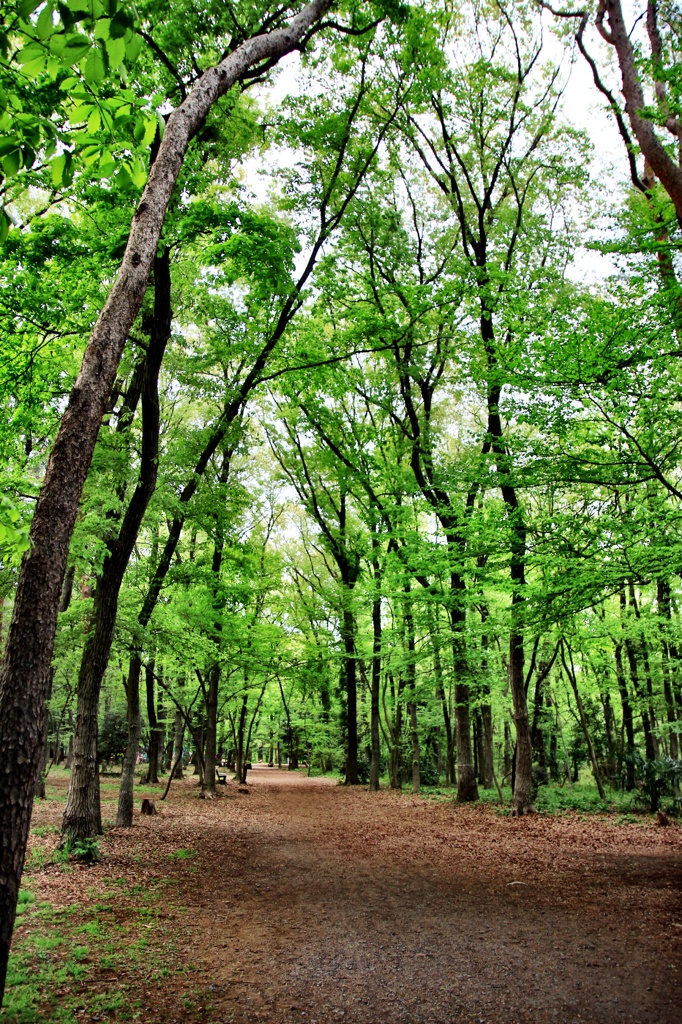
xmin=0 ymin=875 xmax=196 ymax=1023
xmin=418 ymin=779 xmax=672 ymax=821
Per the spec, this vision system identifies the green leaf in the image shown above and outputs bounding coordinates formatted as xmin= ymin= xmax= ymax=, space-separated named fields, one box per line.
xmin=21 ymin=55 xmax=48 ymax=76
xmin=18 ymin=0 xmax=42 ymax=18
xmin=59 ymin=75 xmax=79 ymax=90
xmin=109 ymin=11 xmax=132 ymax=38
xmin=142 ymin=116 xmax=157 ymax=147
xmin=2 ymin=148 xmax=22 ymax=177
xmin=124 ymin=32 xmax=142 ymax=63
xmin=98 ymin=148 xmax=115 ymax=176
xmin=0 ymin=208 xmax=10 ymax=243
xmin=16 ymin=41 xmax=46 ymax=65
xmin=84 ymin=46 xmax=106 ymax=85
xmin=87 ymin=107 xmax=101 ymax=133
xmin=36 ymin=4 xmax=55 ymax=40
xmin=114 ymin=165 xmax=132 ymax=189
xmin=60 ymin=33 xmax=91 ymax=65
xmin=50 ymin=152 xmax=67 ymax=185
xmin=105 ymin=35 xmax=125 ymax=69
xmin=129 ymin=154 xmax=146 ymax=187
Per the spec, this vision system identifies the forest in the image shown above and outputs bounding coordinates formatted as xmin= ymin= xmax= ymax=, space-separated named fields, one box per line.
xmin=0 ymin=0 xmax=681 ymax=1021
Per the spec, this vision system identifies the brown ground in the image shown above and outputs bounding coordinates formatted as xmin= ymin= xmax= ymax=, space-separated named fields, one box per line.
xmin=11 ymin=767 xmax=682 ymax=1024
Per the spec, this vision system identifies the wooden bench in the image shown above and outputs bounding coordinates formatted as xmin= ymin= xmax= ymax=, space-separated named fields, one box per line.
xmin=215 ymin=768 xmax=227 ymax=784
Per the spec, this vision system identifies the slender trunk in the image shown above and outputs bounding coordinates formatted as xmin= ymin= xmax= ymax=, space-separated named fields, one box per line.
xmin=614 ymin=640 xmax=636 ymax=787
xmin=621 ymin=590 xmax=656 ymax=760
xmin=369 ymin=544 xmax=382 ymax=792
xmin=116 ymin=655 xmax=142 ymax=827
xmin=172 ymin=708 xmax=185 ymax=779
xmin=550 ymin=689 xmax=574 ymax=787
xmin=203 ymin=667 xmax=219 ymax=797
xmin=659 ymin=581 xmax=679 ymax=760
xmin=409 ymin=702 xmax=420 ymax=794
xmin=503 ymin=720 xmax=512 ymax=779
xmin=144 ymin=662 xmax=160 ymax=784
xmin=451 ymin=603 xmax=478 ymax=802
xmin=478 ymin=624 xmax=494 ymax=789
xmin=342 ymin=605 xmax=359 ymax=785
xmin=485 ymin=371 xmax=532 ymax=814
xmin=480 ymin=703 xmax=494 ymax=789
xmin=33 ymin=671 xmax=52 ymax=800
xmin=386 ymin=673 xmax=404 ymax=790
xmin=235 ymin=696 xmax=248 ymax=783
xmin=429 ymin=606 xmax=454 ymax=784
xmin=563 ymin=646 xmax=605 ymax=800
xmin=530 ymin=662 xmax=548 ymax=778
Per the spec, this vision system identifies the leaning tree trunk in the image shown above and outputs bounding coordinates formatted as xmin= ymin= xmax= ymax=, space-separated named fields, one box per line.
xmin=116 ymin=655 xmax=143 ymax=827
xmin=61 ymin=250 xmax=171 ymax=845
xmin=0 ymin=1 xmax=332 ymax=999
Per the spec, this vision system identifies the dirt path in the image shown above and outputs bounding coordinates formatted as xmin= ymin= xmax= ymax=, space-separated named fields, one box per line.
xmin=20 ymin=769 xmax=682 ymax=1023
xmin=174 ymin=769 xmax=682 ymax=1024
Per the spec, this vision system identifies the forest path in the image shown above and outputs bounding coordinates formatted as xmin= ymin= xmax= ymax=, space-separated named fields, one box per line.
xmin=170 ymin=768 xmax=682 ymax=1024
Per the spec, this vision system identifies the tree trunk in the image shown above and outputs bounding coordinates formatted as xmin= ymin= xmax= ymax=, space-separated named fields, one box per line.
xmin=621 ymin=590 xmax=656 ymax=760
xmin=0 ymin=4 xmax=332 ymax=997
xmin=480 ymin=703 xmax=494 ymax=789
xmin=144 ymin=662 xmax=160 ymax=784
xmin=33 ymin=671 xmax=52 ymax=801
xmin=562 ymin=645 xmax=606 ymax=801
xmin=62 ymin=251 xmax=172 ymax=843
xmin=172 ymin=706 xmax=185 ymax=779
xmin=451 ymin=604 xmax=478 ymax=801
xmin=614 ymin=640 xmax=636 ymax=788
xmin=203 ymin=666 xmax=219 ymax=798
xmin=369 ymin=558 xmax=382 ymax=792
xmin=235 ymin=695 xmax=248 ymax=784
xmin=599 ymin=0 xmax=682 ymax=223
xmin=342 ymin=606 xmax=359 ymax=785
xmin=659 ymin=582 xmax=679 ymax=759
xmin=409 ymin=702 xmax=420 ymax=794
xmin=116 ymin=655 xmax=142 ymax=827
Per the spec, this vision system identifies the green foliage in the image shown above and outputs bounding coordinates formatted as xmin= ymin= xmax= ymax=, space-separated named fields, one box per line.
xmin=56 ymin=836 xmax=101 ymax=864
xmin=627 ymin=752 xmax=682 ymax=813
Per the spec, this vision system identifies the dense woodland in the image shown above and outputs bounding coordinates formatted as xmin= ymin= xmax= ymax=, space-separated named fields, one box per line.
xmin=0 ymin=0 xmax=682 ymax=1004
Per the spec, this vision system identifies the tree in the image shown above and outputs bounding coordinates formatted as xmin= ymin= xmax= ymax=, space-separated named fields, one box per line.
xmin=0 ymin=0 xmax=337 ymax=998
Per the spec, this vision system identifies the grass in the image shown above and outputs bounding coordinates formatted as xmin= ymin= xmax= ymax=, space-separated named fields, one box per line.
xmin=1 ymin=768 xmax=213 ymax=1023
xmin=1 ymin=875 xmax=193 ymax=1023
xmin=167 ymin=847 xmax=196 ymax=860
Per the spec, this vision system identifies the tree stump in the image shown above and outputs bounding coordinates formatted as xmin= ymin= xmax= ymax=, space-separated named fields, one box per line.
xmin=141 ymin=798 xmax=158 ymax=816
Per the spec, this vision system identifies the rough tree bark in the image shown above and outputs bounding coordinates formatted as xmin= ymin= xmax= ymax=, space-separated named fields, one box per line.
xmin=0 ymin=2 xmax=333 ymax=996
xmin=61 ymin=249 xmax=171 ymax=844
xmin=116 ymin=654 xmax=143 ymax=827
